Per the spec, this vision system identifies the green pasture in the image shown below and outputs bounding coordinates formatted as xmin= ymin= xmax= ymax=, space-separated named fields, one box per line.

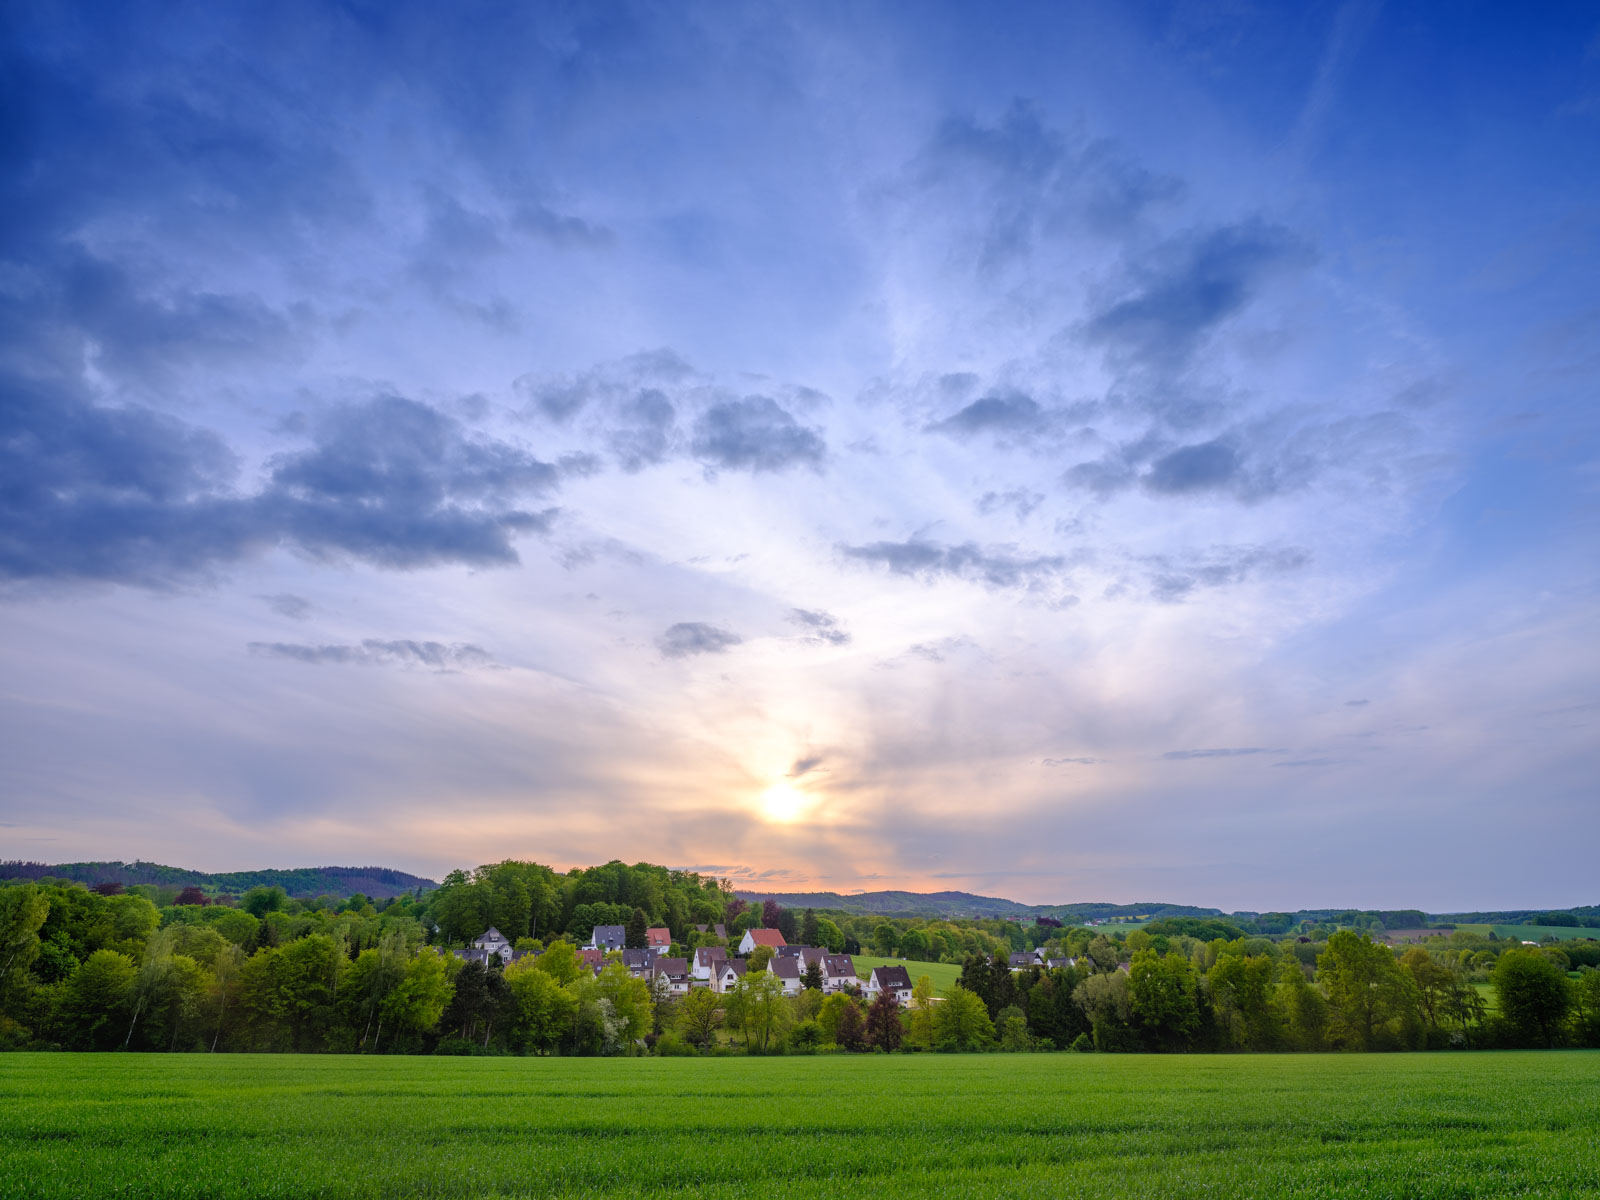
xmin=1455 ymin=923 xmax=1599 ymax=943
xmin=851 ymin=954 xmax=962 ymax=995
xmin=2 ymin=1052 xmax=1598 ymax=1199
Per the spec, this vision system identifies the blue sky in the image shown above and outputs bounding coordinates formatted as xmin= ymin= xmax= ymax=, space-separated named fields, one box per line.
xmin=2 ymin=1 xmax=1596 ymax=909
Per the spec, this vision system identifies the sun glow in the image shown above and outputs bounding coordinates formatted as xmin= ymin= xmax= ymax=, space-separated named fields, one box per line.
xmin=760 ymin=782 xmax=810 ymax=824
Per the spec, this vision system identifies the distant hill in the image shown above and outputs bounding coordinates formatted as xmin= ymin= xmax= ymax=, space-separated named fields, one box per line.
xmin=733 ymin=888 xmax=1222 ymax=922
xmin=0 ymin=860 xmax=435 ymax=899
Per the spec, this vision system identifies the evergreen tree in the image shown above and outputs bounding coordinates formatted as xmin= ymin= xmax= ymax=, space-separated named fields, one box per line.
xmin=626 ymin=908 xmax=647 ymax=950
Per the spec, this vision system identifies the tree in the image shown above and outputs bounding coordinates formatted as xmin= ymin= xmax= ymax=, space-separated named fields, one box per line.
xmin=834 ymin=995 xmax=867 ymax=1051
xmin=1127 ymin=951 xmax=1201 ymax=1051
xmin=815 ymin=918 xmax=845 ymax=953
xmin=1317 ymin=931 xmax=1413 ymax=1050
xmin=676 ymin=985 xmax=722 ymax=1048
xmin=802 ymin=909 xmax=820 ymax=947
xmin=626 ymin=908 xmax=648 ymax=950
xmin=865 ymin=991 xmax=904 ymax=1051
xmin=62 ymin=949 xmax=136 ymax=1049
xmin=174 ymin=886 xmax=209 ymax=907
xmin=1074 ymin=971 xmax=1134 ymax=1051
xmin=1207 ymin=954 xmax=1276 ymax=1049
xmin=874 ymin=923 xmax=898 ymax=956
xmin=1400 ymin=947 xmax=1454 ymax=1031
xmin=762 ymin=900 xmax=782 ymax=929
xmin=777 ymin=908 xmax=798 ymax=943
xmin=1277 ymin=961 xmax=1328 ymax=1051
xmin=209 ymin=942 xmax=246 ymax=1051
xmin=802 ymin=961 xmax=824 ymax=991
xmin=0 ymin=883 xmax=49 ymax=1006
xmin=241 ymin=886 xmax=288 ymax=918
xmin=746 ymin=945 xmax=774 ymax=973
xmin=381 ymin=949 xmax=454 ymax=1044
xmin=1493 ymin=949 xmax=1572 ymax=1047
xmin=905 ymin=975 xmax=936 ymax=1050
xmin=997 ymin=1005 xmax=1030 ymax=1052
xmin=504 ymin=959 xmax=578 ymax=1054
xmin=735 ymin=970 xmax=790 ymax=1052
xmin=533 ymin=940 xmax=583 ymax=986
xmin=933 ymin=985 xmax=994 ymax=1051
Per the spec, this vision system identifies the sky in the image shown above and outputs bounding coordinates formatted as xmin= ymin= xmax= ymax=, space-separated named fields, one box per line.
xmin=2 ymin=1 xmax=1597 ymax=912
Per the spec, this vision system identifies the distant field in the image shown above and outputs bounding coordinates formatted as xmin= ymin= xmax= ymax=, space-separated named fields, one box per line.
xmin=852 ymin=954 xmax=962 ymax=995
xmin=3 ymin=1052 xmax=1598 ymax=1198
xmin=1456 ymin=923 xmax=1600 ymax=942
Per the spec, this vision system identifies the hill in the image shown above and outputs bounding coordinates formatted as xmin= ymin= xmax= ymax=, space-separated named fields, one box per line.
xmin=733 ymin=888 xmax=1222 ymax=922
xmin=0 ymin=860 xmax=435 ymax=899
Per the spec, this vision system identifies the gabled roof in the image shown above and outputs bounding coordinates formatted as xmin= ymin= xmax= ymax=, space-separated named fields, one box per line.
xmin=479 ymin=927 xmax=505 ymax=941
xmin=871 ymin=965 xmax=913 ymax=991
xmin=580 ymin=948 xmax=604 ymax=965
xmin=695 ymin=946 xmax=727 ymax=966
xmin=713 ymin=923 xmax=728 ymax=939
xmin=823 ymin=954 xmax=855 ymax=976
xmin=721 ymin=959 xmax=747 ymax=977
xmin=797 ymin=946 xmax=827 ymax=967
xmin=744 ymin=928 xmax=786 ymax=947
xmin=646 ymin=927 xmax=672 ymax=946
xmin=1008 ymin=952 xmax=1035 ymax=967
xmin=621 ymin=948 xmax=657 ymax=968
xmin=653 ymin=956 xmax=689 ymax=977
xmin=768 ymin=956 xmax=801 ymax=980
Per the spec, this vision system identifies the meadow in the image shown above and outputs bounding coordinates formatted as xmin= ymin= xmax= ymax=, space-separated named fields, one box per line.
xmin=1 ymin=1052 xmax=1597 ymax=1199
xmin=850 ymin=954 xmax=961 ymax=995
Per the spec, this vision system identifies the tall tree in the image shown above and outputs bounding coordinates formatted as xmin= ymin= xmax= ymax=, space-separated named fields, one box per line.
xmin=626 ymin=908 xmax=648 ymax=950
xmin=933 ymin=985 xmax=994 ymax=1051
xmin=676 ymin=986 xmax=721 ymax=1048
xmin=802 ymin=909 xmax=820 ymax=947
xmin=1493 ymin=949 xmax=1572 ymax=1047
xmin=1129 ymin=951 xmax=1201 ymax=1051
xmin=865 ymin=991 xmax=904 ymax=1051
xmin=1317 ymin=931 xmax=1415 ymax=1050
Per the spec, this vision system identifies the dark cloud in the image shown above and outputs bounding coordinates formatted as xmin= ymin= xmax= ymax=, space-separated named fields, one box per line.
xmin=788 ymin=608 xmax=851 ymax=646
xmin=927 ymin=392 xmax=1044 ymax=439
xmin=691 ymin=396 xmax=825 ymax=473
xmin=977 ymin=488 xmax=1044 ymax=519
xmin=1146 ymin=545 xmax=1309 ymax=602
xmin=840 ymin=539 xmax=1066 ymax=590
xmin=656 ymin=622 xmax=742 ymax=659
xmin=607 ymin=388 xmax=676 ymax=471
xmin=1086 ymin=220 xmax=1313 ymax=369
xmin=1162 ymin=747 xmax=1272 ymax=760
xmin=1345 ymin=699 xmax=1370 ymax=707
xmin=1144 ymin=440 xmax=1240 ymax=494
xmin=260 ymin=593 xmax=312 ymax=620
xmin=248 ymin=640 xmax=495 ymax=670
xmin=0 ymin=386 xmax=565 ymax=588
xmin=787 ymin=754 xmax=824 ymax=778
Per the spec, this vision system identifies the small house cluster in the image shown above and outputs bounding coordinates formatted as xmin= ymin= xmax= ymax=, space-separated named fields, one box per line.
xmin=453 ymin=923 xmax=920 ymax=1006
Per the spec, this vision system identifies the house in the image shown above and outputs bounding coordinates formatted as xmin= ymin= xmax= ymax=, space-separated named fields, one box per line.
xmin=1008 ymin=951 xmax=1037 ymax=972
xmin=692 ymin=945 xmax=727 ymax=981
xmin=474 ymin=927 xmax=513 ymax=959
xmin=588 ymin=925 xmax=626 ymax=953
xmin=652 ymin=956 xmax=691 ymax=998
xmin=713 ymin=959 xmax=747 ymax=994
xmin=738 ymin=928 xmax=787 ymax=955
xmin=580 ymin=948 xmax=605 ymax=973
xmin=822 ymin=954 xmax=856 ymax=993
xmin=620 ymin=948 xmax=659 ymax=979
xmin=767 ymin=956 xmax=802 ymax=995
xmin=1045 ymin=957 xmax=1072 ymax=970
xmin=646 ymin=927 xmax=673 ymax=952
xmin=863 ymin=965 xmax=914 ymax=1006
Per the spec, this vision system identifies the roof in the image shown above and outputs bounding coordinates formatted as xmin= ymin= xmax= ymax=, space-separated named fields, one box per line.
xmin=797 ymin=946 xmax=827 ymax=967
xmin=695 ymin=946 xmax=727 ymax=966
xmin=621 ymin=948 xmax=657 ymax=968
xmin=872 ymin=965 xmax=913 ymax=990
xmin=653 ymin=957 xmax=689 ymax=977
xmin=646 ymin=927 xmax=672 ymax=946
xmin=768 ymin=956 xmax=803 ymax=979
xmin=713 ymin=923 xmax=727 ymax=939
xmin=580 ymin=948 xmax=604 ymax=965
xmin=479 ymin=927 xmax=504 ymax=941
xmin=1009 ymin=952 xmax=1035 ymax=967
xmin=590 ymin=925 xmax=625 ymax=946
xmin=721 ymin=959 xmax=748 ymax=977
xmin=744 ymin=928 xmax=787 ymax=947
xmin=823 ymin=954 xmax=854 ymax=975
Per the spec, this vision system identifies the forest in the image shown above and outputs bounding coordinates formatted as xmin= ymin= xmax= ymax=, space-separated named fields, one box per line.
xmin=1 ymin=859 xmax=1597 ymax=1056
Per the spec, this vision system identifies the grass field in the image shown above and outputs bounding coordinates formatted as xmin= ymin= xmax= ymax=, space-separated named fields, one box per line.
xmin=851 ymin=954 xmax=961 ymax=995
xmin=1455 ymin=923 xmax=1600 ymax=942
xmin=2 ymin=1052 xmax=1597 ymax=1198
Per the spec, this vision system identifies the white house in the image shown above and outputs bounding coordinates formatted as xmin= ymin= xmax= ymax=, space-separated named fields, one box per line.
xmin=646 ymin=927 xmax=673 ymax=952
xmin=767 ymin=956 xmax=802 ymax=996
xmin=473 ymin=927 xmax=513 ymax=959
xmin=821 ymin=954 xmax=856 ymax=993
xmin=692 ymin=945 xmax=727 ymax=981
xmin=713 ymin=959 xmax=747 ymax=994
xmin=652 ymin=957 xmax=691 ymax=998
xmin=739 ymin=928 xmax=787 ymax=955
xmin=863 ymin=964 xmax=914 ymax=1006
xmin=587 ymin=925 xmax=626 ymax=953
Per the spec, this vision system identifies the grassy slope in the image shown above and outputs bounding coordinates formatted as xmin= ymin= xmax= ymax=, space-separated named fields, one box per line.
xmin=1454 ymin=923 xmax=1600 ymax=942
xmin=3 ymin=1052 xmax=1598 ymax=1199
xmin=851 ymin=954 xmax=963 ymax=995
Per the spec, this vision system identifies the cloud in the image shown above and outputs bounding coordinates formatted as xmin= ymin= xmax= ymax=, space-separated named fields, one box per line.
xmin=513 ymin=201 xmax=614 ymax=249
xmin=1161 ymin=747 xmax=1272 ymax=760
xmin=976 ymin=489 xmax=1044 ymax=519
xmin=906 ymin=635 xmax=977 ymax=664
xmin=260 ymin=594 xmax=312 ymax=620
xmin=248 ymin=640 xmax=496 ymax=670
xmin=1043 ymin=757 xmax=1099 ymax=766
xmin=690 ymin=396 xmax=826 ymax=473
xmin=1144 ymin=439 xmax=1240 ymax=494
xmin=787 ymin=754 xmax=824 ymax=778
xmin=1085 ymin=219 xmax=1313 ymax=369
xmin=788 ymin=608 xmax=851 ymax=646
xmin=1272 ymin=758 xmax=1345 ymax=768
xmin=0 ymin=387 xmax=566 ymax=588
xmin=927 ymin=391 xmax=1045 ymax=439
xmin=1345 ymin=699 xmax=1369 ymax=707
xmin=656 ymin=622 xmax=742 ymax=659
xmin=1146 ymin=545 xmax=1310 ymax=602
xmin=840 ymin=539 xmax=1067 ymax=590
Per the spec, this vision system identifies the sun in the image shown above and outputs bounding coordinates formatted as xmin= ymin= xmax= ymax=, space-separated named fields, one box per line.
xmin=760 ymin=782 xmax=809 ymax=824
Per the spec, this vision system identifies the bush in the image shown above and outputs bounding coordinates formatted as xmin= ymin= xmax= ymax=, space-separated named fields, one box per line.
xmin=654 ymin=1032 xmax=697 ymax=1057
xmin=433 ymin=1037 xmax=501 ymax=1056
xmin=1070 ymin=1033 xmax=1093 ymax=1053
xmin=787 ymin=1021 xmax=822 ymax=1054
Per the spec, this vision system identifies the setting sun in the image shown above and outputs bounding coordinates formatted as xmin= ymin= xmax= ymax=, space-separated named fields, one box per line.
xmin=760 ymin=783 xmax=810 ymax=824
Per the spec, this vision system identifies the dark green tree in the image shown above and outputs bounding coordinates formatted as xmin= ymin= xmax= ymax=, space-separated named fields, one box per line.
xmin=1493 ymin=949 xmax=1572 ymax=1047
xmin=626 ymin=908 xmax=648 ymax=950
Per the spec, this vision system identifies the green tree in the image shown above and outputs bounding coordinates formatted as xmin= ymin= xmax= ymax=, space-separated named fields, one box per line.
xmin=626 ymin=908 xmax=648 ymax=950
xmin=0 ymin=883 xmax=49 ymax=1007
xmin=802 ymin=909 xmax=820 ymax=947
xmin=997 ymin=1005 xmax=1031 ymax=1052
xmin=1277 ymin=961 xmax=1328 ymax=1051
xmin=1208 ymin=954 xmax=1277 ymax=1049
xmin=533 ymin=940 xmax=583 ymax=985
xmin=815 ymin=917 xmax=845 ymax=953
xmin=676 ymin=985 xmax=722 ymax=1048
xmin=746 ymin=944 xmax=774 ymax=973
xmin=1129 ymin=951 xmax=1200 ymax=1051
xmin=504 ymin=959 xmax=578 ymax=1054
xmin=905 ymin=974 xmax=936 ymax=1050
xmin=381 ymin=949 xmax=454 ymax=1044
xmin=240 ymin=886 xmax=288 ymax=918
xmin=1400 ymin=947 xmax=1454 ymax=1031
xmin=734 ymin=970 xmax=790 ymax=1052
xmin=1492 ymin=949 xmax=1572 ymax=1047
xmin=802 ymin=961 xmax=824 ymax=991
xmin=63 ymin=949 xmax=136 ymax=1049
xmin=933 ymin=985 xmax=995 ymax=1051
xmin=1317 ymin=931 xmax=1413 ymax=1050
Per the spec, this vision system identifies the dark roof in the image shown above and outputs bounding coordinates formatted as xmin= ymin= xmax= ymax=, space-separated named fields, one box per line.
xmin=722 ymin=959 xmax=747 ymax=977
xmin=872 ymin=965 xmax=913 ymax=990
xmin=621 ymin=948 xmax=657 ymax=968
xmin=768 ymin=956 xmax=801 ymax=979
xmin=713 ymin=923 xmax=727 ymax=939
xmin=1009 ymin=952 xmax=1035 ymax=967
xmin=823 ymin=954 xmax=855 ymax=975
xmin=695 ymin=946 xmax=727 ymax=966
xmin=653 ymin=957 xmax=689 ymax=977
xmin=479 ymin=927 xmax=505 ymax=941
xmin=591 ymin=925 xmax=626 ymax=949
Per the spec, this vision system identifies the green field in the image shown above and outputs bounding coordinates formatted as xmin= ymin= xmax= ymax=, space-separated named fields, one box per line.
xmin=2 ymin=1053 xmax=1598 ymax=1198
xmin=1455 ymin=923 xmax=1600 ymax=943
xmin=851 ymin=954 xmax=962 ymax=995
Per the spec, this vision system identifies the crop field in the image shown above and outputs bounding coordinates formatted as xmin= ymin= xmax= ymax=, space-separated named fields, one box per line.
xmin=2 ymin=1053 xmax=1597 ymax=1199
xmin=851 ymin=954 xmax=961 ymax=995
xmin=1455 ymin=923 xmax=1600 ymax=942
